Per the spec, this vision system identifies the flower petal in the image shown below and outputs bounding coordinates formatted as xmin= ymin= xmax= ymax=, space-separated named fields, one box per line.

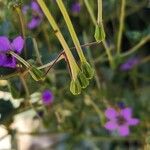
xmin=31 ymin=1 xmax=41 ymax=13
xmin=105 ymin=108 xmax=118 ymax=120
xmin=11 ymin=36 xmax=24 ymax=54
xmin=118 ymin=125 xmax=129 ymax=136
xmin=104 ymin=121 xmax=117 ymax=131
xmin=0 ymin=54 xmax=16 ymax=68
xmin=120 ymin=107 xmax=132 ymax=119
xmin=0 ymin=53 xmax=7 ymax=66
xmin=0 ymin=36 xmax=11 ymax=52
xmin=28 ymin=18 xmax=41 ymax=29
xmin=128 ymin=118 xmax=139 ymax=126
xmin=42 ymin=90 xmax=54 ymax=105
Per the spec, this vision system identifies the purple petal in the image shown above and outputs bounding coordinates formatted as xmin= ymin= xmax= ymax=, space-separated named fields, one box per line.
xmin=0 ymin=36 xmax=11 ymax=52
xmin=11 ymin=36 xmax=24 ymax=54
xmin=0 ymin=53 xmax=16 ymax=68
xmin=42 ymin=90 xmax=54 ymax=105
xmin=71 ymin=2 xmax=81 ymax=13
xmin=120 ymin=57 xmax=139 ymax=71
xmin=31 ymin=1 xmax=41 ymax=13
xmin=104 ymin=121 xmax=117 ymax=131
xmin=128 ymin=118 xmax=139 ymax=126
xmin=120 ymin=107 xmax=132 ymax=119
xmin=105 ymin=108 xmax=118 ymax=120
xmin=27 ymin=18 xmax=41 ymax=29
xmin=118 ymin=125 xmax=130 ymax=136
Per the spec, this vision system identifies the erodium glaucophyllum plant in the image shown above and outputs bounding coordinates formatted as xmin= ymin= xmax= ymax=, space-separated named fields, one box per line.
xmin=22 ymin=1 xmax=43 ymax=29
xmin=0 ymin=36 xmax=24 ymax=68
xmin=104 ymin=107 xmax=139 ymax=136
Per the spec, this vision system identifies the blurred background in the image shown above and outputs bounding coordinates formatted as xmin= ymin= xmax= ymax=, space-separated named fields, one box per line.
xmin=0 ymin=0 xmax=150 ymax=149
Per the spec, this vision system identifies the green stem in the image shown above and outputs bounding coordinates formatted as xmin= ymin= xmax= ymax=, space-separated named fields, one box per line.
xmin=56 ymin=0 xmax=86 ymax=62
xmin=32 ymin=38 xmax=43 ymax=65
xmin=84 ymin=0 xmax=114 ymax=68
xmin=97 ymin=0 xmax=102 ymax=25
xmin=84 ymin=0 xmax=97 ymax=25
xmin=117 ymin=0 xmax=126 ymax=55
xmin=9 ymin=51 xmax=30 ymax=68
xmin=37 ymin=0 xmax=79 ymax=80
xmin=120 ymin=35 xmax=150 ymax=58
xmin=14 ymin=6 xmax=27 ymax=58
xmin=20 ymin=75 xmax=30 ymax=99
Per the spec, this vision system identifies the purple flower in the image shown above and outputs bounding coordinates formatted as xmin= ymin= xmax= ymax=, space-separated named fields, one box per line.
xmin=22 ymin=1 xmax=43 ymax=29
xmin=42 ymin=90 xmax=54 ymax=105
xmin=104 ymin=107 xmax=139 ymax=136
xmin=120 ymin=57 xmax=139 ymax=71
xmin=0 ymin=36 xmax=24 ymax=68
xmin=71 ymin=2 xmax=81 ymax=13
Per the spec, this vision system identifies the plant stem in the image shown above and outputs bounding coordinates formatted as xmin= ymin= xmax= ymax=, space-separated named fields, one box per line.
xmin=32 ymin=38 xmax=43 ymax=65
xmin=14 ymin=5 xmax=27 ymax=58
xmin=56 ymin=0 xmax=86 ymax=62
xmin=120 ymin=35 xmax=150 ymax=57
xmin=84 ymin=0 xmax=114 ymax=68
xmin=84 ymin=0 xmax=97 ymax=25
xmin=9 ymin=51 xmax=30 ymax=68
xmin=37 ymin=0 xmax=79 ymax=80
xmin=20 ymin=75 xmax=30 ymax=99
xmin=97 ymin=0 xmax=102 ymax=25
xmin=117 ymin=0 xmax=126 ymax=55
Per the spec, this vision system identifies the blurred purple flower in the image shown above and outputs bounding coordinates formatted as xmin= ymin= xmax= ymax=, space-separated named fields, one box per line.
xmin=71 ymin=2 xmax=81 ymax=13
xmin=42 ymin=90 xmax=54 ymax=105
xmin=120 ymin=57 xmax=139 ymax=71
xmin=0 ymin=36 xmax=24 ymax=68
xmin=104 ymin=107 xmax=139 ymax=136
xmin=22 ymin=1 xmax=43 ymax=29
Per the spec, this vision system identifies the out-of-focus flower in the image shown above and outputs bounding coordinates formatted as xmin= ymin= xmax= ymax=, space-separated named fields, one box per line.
xmin=120 ymin=57 xmax=139 ymax=71
xmin=0 ymin=36 xmax=24 ymax=68
xmin=104 ymin=107 xmax=139 ymax=136
xmin=41 ymin=90 xmax=54 ymax=105
xmin=71 ymin=2 xmax=81 ymax=14
xmin=22 ymin=1 xmax=43 ymax=29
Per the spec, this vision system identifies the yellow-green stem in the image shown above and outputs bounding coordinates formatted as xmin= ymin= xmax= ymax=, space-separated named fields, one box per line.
xmin=56 ymin=0 xmax=86 ymax=62
xmin=97 ymin=0 xmax=102 ymax=25
xmin=117 ymin=0 xmax=126 ymax=55
xmin=84 ymin=0 xmax=114 ymax=68
xmin=37 ymin=0 xmax=79 ymax=80
xmin=14 ymin=6 xmax=27 ymax=58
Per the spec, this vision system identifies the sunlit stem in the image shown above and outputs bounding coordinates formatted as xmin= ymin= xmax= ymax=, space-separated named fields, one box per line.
xmin=56 ymin=0 xmax=86 ymax=62
xmin=37 ymin=0 xmax=79 ymax=80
